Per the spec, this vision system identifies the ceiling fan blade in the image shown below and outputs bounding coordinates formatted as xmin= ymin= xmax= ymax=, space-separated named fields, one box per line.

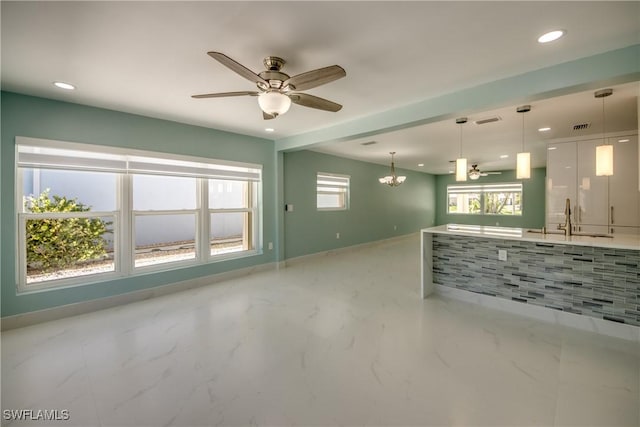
xmin=207 ymin=52 xmax=268 ymax=86
xmin=283 ymin=65 xmax=346 ymax=91
xmin=485 ymin=171 xmax=502 ymax=175
xmin=192 ymin=91 xmax=259 ymax=99
xmin=263 ymin=111 xmax=276 ymax=120
xmin=288 ymin=93 xmax=342 ymax=112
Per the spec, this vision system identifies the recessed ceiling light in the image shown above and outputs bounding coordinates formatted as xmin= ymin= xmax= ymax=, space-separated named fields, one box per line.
xmin=538 ymin=30 xmax=565 ymax=44
xmin=548 ymin=147 xmax=557 ymax=150
xmin=618 ymin=138 xmax=630 ymax=143
xmin=499 ymin=154 xmax=509 ymax=159
xmin=538 ymin=127 xmax=551 ymax=132
xmin=418 ymin=163 xmax=424 ymax=167
xmin=264 ymin=128 xmax=275 ymax=132
xmin=53 ymin=81 xmax=75 ymax=90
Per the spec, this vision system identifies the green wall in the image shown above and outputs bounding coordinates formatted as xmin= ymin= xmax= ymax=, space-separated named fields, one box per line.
xmin=1 ymin=91 xmax=277 ymax=317
xmin=283 ymin=150 xmax=436 ymax=259
xmin=435 ymin=167 xmax=546 ymax=228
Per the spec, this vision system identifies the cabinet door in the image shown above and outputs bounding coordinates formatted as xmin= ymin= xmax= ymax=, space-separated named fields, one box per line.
xmin=575 ymin=224 xmax=609 ymax=234
xmin=609 ymin=226 xmax=640 ymax=236
xmin=546 ymin=142 xmax=576 ymax=228
xmin=576 ymin=139 xmax=609 ymax=226
xmin=609 ymin=136 xmax=639 ymax=227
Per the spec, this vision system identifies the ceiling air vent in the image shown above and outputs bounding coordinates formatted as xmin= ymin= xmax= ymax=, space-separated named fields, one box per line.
xmin=360 ymin=140 xmax=377 ymax=146
xmin=474 ymin=116 xmax=502 ymax=125
xmin=573 ymin=123 xmax=590 ymax=131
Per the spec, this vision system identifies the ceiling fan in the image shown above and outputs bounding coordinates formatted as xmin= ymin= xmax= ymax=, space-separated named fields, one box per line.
xmin=192 ymin=52 xmax=346 ymax=120
xmin=469 ymin=164 xmax=502 ymax=180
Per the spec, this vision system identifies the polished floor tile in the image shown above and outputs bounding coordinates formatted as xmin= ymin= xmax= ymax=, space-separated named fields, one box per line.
xmin=2 ymin=235 xmax=639 ymax=426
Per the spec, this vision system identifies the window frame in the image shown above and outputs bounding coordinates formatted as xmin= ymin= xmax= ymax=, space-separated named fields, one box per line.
xmin=316 ymin=172 xmax=350 ymax=211
xmin=208 ymin=179 xmax=259 ymax=258
xmin=15 ymin=137 xmax=263 ymax=293
xmin=447 ymin=182 xmax=523 ymax=216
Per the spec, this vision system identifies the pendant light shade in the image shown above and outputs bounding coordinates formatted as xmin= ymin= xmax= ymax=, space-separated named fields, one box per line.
xmin=596 ymin=144 xmax=614 ymax=176
xmin=456 ymin=158 xmax=467 ymax=182
xmin=516 ymin=105 xmax=531 ymax=179
xmin=455 ymin=117 xmax=468 ymax=182
xmin=516 ymin=152 xmax=531 ymax=179
xmin=595 ymin=89 xmax=613 ymax=177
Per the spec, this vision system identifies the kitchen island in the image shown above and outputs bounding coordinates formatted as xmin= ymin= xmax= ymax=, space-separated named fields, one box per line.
xmin=421 ymin=224 xmax=640 ymax=340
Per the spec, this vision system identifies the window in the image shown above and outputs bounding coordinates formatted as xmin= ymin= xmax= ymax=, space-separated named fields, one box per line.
xmin=132 ymin=174 xmax=197 ymax=268
xmin=16 ymin=137 xmax=262 ymax=291
xmin=317 ymin=173 xmax=350 ymax=210
xmin=209 ymin=179 xmax=257 ymax=256
xmin=19 ymin=168 xmax=118 ymax=285
xmin=447 ymin=183 xmax=522 ymax=216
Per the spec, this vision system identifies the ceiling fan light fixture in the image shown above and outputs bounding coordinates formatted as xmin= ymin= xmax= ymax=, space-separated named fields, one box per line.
xmin=258 ymin=91 xmax=291 ymax=116
xmin=469 ymin=168 xmax=481 ymax=180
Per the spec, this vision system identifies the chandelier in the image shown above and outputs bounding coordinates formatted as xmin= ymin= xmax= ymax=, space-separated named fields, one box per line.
xmin=379 ymin=152 xmax=406 ymax=187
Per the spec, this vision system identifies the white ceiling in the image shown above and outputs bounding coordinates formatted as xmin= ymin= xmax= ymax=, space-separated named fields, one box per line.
xmin=2 ymin=1 xmax=639 ymax=173
xmin=312 ymin=81 xmax=640 ymax=174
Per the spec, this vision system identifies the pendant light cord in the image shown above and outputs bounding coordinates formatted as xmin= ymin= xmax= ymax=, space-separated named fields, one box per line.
xmin=602 ymin=94 xmax=606 ymax=145
xmin=522 ymin=111 xmax=525 ymax=152
xmin=459 ymin=123 xmax=463 ymax=157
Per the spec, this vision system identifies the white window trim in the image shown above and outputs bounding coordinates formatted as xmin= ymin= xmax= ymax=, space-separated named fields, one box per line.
xmin=317 ymin=172 xmax=350 ymax=211
xmin=15 ymin=137 xmax=263 ymax=293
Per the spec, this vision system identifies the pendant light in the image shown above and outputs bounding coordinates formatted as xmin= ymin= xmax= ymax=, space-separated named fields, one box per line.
xmin=379 ymin=152 xmax=406 ymax=186
xmin=455 ymin=117 xmax=468 ymax=182
xmin=516 ymin=105 xmax=531 ymax=179
xmin=595 ymin=88 xmax=613 ymax=176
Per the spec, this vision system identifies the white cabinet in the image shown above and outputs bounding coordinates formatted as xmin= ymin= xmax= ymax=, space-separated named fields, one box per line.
xmin=575 ymin=224 xmax=609 ymax=234
xmin=609 ymin=136 xmax=639 ymax=227
xmin=576 ymin=139 xmax=609 ymax=226
xmin=546 ymin=142 xmax=576 ymax=228
xmin=546 ymin=134 xmax=639 ymax=232
xmin=610 ymin=226 xmax=640 ymax=236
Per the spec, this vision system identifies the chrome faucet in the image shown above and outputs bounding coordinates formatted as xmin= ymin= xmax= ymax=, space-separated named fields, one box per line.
xmin=557 ymin=198 xmax=572 ymax=236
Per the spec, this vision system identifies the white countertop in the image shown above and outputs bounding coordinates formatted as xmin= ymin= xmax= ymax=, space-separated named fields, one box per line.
xmin=422 ymin=224 xmax=640 ymax=250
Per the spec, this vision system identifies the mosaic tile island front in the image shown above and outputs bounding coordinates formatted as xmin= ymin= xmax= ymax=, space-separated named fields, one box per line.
xmin=422 ymin=225 xmax=640 ymax=328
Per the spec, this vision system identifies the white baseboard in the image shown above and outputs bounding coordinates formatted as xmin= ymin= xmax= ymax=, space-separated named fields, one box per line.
xmin=1 ymin=262 xmax=277 ymax=331
xmin=435 ymin=285 xmax=640 ymax=342
xmin=285 ymin=232 xmax=417 ymax=267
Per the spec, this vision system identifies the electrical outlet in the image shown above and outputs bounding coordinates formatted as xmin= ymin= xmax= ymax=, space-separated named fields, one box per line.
xmin=394 ymin=225 xmax=397 ymax=230
xmin=336 ymin=232 xmax=340 ymax=239
xmin=268 ymin=242 xmax=273 ymax=250
xmin=498 ymin=249 xmax=507 ymax=261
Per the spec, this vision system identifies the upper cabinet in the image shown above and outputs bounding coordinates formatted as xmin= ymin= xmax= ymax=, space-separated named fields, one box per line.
xmin=546 ymin=135 xmax=639 ymax=234
xmin=547 ymin=142 xmax=577 ymax=227
xmin=609 ymin=136 xmax=639 ymax=227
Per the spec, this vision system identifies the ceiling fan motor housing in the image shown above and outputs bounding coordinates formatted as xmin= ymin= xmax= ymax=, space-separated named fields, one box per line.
xmin=257 ymin=70 xmax=290 ymax=90
xmin=263 ymin=56 xmax=285 ymax=71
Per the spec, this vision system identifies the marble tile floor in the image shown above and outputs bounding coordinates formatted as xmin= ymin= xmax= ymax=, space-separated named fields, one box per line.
xmin=2 ymin=234 xmax=639 ymax=427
